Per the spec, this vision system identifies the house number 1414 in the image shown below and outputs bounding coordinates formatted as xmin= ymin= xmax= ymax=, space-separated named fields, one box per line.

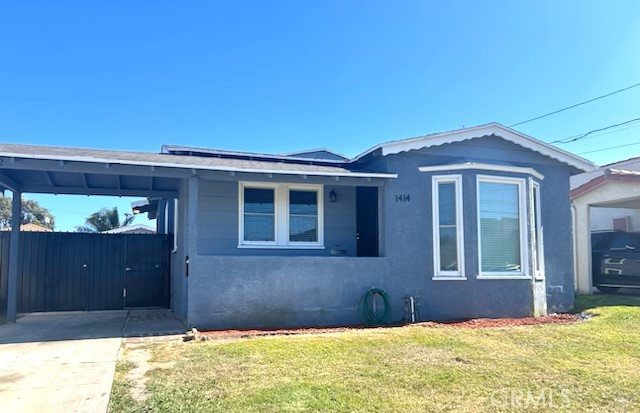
xmin=395 ymin=194 xmax=410 ymax=202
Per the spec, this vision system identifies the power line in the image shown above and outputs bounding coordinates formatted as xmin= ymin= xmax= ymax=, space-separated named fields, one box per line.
xmin=578 ymin=141 xmax=640 ymax=155
xmin=576 ymin=123 xmax=640 ymax=139
xmin=509 ymin=81 xmax=640 ymax=127
xmin=550 ymin=117 xmax=640 ymax=144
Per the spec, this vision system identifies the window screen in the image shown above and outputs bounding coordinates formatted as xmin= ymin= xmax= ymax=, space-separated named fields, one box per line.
xmin=243 ymin=188 xmax=275 ymax=241
xmin=289 ymin=190 xmax=318 ymax=242
xmin=479 ymin=181 xmax=521 ymax=272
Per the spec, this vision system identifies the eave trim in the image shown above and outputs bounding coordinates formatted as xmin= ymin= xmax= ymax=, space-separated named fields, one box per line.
xmin=419 ymin=162 xmax=544 ymax=180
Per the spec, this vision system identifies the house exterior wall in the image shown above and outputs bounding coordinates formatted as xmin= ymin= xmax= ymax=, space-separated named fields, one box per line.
xmin=188 ymin=256 xmax=390 ymax=329
xmin=197 ymin=178 xmax=359 ymax=256
xmin=186 ymin=136 xmax=576 ymax=329
xmin=359 ymin=137 xmax=574 ymax=317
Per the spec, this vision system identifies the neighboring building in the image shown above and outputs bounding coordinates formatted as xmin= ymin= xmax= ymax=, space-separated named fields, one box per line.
xmin=0 ymin=123 xmax=594 ymax=328
xmin=0 ymin=223 xmax=52 ymax=232
xmin=101 ymin=224 xmax=156 ymax=234
xmin=571 ymin=157 xmax=640 ymax=293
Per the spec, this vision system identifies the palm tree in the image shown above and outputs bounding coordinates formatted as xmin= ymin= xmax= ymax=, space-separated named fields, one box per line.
xmin=75 ymin=207 xmax=135 ymax=233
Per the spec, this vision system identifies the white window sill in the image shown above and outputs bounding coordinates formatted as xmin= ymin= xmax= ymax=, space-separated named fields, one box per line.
xmin=432 ymin=276 xmax=467 ymax=281
xmin=237 ymin=244 xmax=326 ymax=250
xmin=477 ymin=275 xmax=532 ymax=280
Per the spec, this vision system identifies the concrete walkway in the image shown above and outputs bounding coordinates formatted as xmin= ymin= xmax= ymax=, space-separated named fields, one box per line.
xmin=0 ymin=310 xmax=185 ymax=413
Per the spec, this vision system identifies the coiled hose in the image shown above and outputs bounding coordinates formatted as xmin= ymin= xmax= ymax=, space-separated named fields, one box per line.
xmin=358 ymin=287 xmax=391 ymax=326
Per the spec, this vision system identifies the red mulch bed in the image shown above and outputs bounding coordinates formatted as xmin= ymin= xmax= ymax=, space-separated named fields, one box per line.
xmin=197 ymin=326 xmax=360 ymax=339
xmin=415 ymin=313 xmax=580 ymax=329
xmin=195 ymin=314 xmax=580 ymax=339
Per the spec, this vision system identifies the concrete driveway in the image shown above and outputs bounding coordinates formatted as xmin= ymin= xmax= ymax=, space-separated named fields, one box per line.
xmin=0 ymin=311 xmax=127 ymax=412
xmin=0 ymin=310 xmax=185 ymax=413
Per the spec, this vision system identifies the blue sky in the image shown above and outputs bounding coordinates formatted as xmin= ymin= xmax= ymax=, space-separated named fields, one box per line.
xmin=1 ymin=1 xmax=640 ymax=230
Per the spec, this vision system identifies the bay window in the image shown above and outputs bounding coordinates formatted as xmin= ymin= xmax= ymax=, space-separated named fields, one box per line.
xmin=477 ymin=176 xmax=528 ymax=278
xmin=239 ymin=182 xmax=324 ymax=248
xmin=432 ymin=175 xmax=465 ymax=278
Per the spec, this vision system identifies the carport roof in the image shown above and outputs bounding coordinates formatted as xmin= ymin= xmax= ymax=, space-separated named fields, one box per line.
xmin=0 ymin=143 xmax=395 ymax=178
xmin=0 ymin=143 xmax=396 ymax=196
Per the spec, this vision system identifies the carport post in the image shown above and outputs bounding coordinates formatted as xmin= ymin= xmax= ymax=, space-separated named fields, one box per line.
xmin=6 ymin=190 xmax=21 ymax=322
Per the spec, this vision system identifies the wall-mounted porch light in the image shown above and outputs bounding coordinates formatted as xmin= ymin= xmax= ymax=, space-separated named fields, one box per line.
xmin=329 ymin=189 xmax=338 ymax=203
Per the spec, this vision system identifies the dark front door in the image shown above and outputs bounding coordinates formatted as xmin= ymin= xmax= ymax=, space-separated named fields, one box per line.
xmin=124 ymin=235 xmax=170 ymax=308
xmin=356 ymin=186 xmax=379 ymax=257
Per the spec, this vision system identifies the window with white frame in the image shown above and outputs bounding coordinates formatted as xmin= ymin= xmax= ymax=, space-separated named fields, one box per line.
xmin=239 ymin=182 xmax=324 ymax=248
xmin=432 ymin=175 xmax=465 ymax=278
xmin=477 ymin=176 xmax=528 ymax=277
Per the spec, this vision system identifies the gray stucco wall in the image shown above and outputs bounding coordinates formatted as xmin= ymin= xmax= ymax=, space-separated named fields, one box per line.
xmin=185 ymin=135 xmax=576 ymax=329
xmin=188 ymin=256 xmax=391 ymax=329
xmin=360 ymin=137 xmax=575 ymax=318
xmin=197 ymin=179 xmax=358 ymax=256
xmin=536 ymin=164 xmax=574 ymax=312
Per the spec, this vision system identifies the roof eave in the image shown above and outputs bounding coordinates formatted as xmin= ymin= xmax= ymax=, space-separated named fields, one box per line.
xmin=0 ymin=152 xmax=397 ymax=180
xmin=351 ymin=123 xmax=596 ymax=173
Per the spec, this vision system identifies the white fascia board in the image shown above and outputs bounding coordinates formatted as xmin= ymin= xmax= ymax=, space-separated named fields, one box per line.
xmin=353 ymin=123 xmax=596 ymax=173
xmin=419 ymin=162 xmax=545 ymax=180
xmin=0 ymin=152 xmax=398 ymax=180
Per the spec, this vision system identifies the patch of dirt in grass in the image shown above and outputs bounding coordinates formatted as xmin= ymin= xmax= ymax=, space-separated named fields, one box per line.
xmin=386 ymin=345 xmax=460 ymax=365
xmin=125 ymin=344 xmax=152 ymax=402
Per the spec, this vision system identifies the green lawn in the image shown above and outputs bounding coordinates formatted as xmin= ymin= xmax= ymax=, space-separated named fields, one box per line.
xmin=110 ymin=295 xmax=640 ymax=412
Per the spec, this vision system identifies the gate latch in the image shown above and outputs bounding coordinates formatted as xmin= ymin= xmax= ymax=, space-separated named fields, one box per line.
xmin=123 ymin=288 xmax=127 ymax=298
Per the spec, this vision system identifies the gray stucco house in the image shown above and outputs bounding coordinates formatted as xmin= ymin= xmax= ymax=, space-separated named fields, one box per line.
xmin=0 ymin=123 xmax=594 ymax=329
xmin=164 ymin=123 xmax=593 ymax=329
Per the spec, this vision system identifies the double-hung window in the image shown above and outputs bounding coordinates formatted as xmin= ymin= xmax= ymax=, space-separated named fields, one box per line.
xmin=239 ymin=182 xmax=324 ymax=248
xmin=432 ymin=175 xmax=464 ymax=278
xmin=477 ymin=175 xmax=528 ymax=278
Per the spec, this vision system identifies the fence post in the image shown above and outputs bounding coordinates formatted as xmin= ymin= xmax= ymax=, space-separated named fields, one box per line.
xmin=6 ymin=191 xmax=21 ymax=322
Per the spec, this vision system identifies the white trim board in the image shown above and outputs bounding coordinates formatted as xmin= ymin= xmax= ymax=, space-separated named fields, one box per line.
xmin=353 ymin=123 xmax=594 ymax=172
xmin=419 ymin=163 xmax=544 ymax=180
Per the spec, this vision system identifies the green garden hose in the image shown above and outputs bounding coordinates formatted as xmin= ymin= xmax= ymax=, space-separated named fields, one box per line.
xmin=358 ymin=287 xmax=392 ymax=326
